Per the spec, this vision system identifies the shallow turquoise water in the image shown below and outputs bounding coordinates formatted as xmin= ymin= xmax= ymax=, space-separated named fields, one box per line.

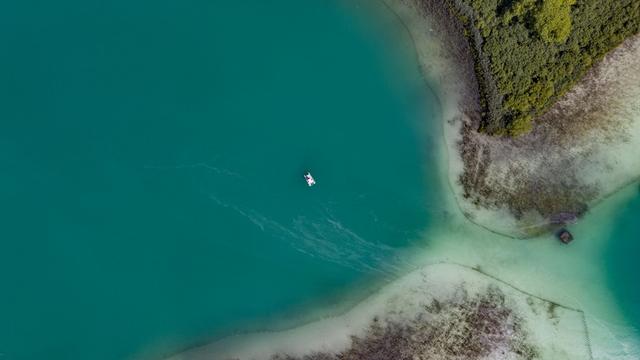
xmin=0 ymin=0 xmax=440 ymax=359
xmin=606 ymin=189 xmax=640 ymax=335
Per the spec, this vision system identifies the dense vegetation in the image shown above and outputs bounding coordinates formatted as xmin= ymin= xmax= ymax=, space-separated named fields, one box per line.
xmin=453 ymin=0 xmax=640 ymax=135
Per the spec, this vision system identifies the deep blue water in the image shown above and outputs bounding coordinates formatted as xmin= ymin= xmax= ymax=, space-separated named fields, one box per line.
xmin=0 ymin=0 xmax=441 ymax=359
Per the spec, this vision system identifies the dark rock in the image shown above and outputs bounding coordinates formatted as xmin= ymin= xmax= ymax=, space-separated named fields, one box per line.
xmin=557 ymin=229 xmax=574 ymax=244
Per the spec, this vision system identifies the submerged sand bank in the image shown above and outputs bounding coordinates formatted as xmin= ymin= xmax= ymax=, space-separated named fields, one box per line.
xmin=169 ymin=264 xmax=591 ymax=360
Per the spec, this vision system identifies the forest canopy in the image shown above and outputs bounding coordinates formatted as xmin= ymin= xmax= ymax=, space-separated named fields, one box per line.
xmin=454 ymin=0 xmax=640 ymax=135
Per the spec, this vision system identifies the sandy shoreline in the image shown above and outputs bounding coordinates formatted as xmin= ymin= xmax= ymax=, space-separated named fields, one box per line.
xmin=168 ymin=264 xmax=592 ymax=360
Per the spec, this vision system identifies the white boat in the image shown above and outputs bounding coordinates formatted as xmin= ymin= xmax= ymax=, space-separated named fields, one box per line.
xmin=304 ymin=172 xmax=316 ymax=187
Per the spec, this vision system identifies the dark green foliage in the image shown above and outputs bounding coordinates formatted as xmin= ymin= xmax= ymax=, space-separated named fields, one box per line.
xmin=458 ymin=0 xmax=640 ymax=135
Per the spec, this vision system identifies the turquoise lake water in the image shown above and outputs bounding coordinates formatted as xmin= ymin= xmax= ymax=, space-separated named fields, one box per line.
xmin=0 ymin=0 xmax=442 ymax=359
xmin=5 ymin=0 xmax=640 ymax=358
xmin=606 ymin=190 xmax=640 ymax=337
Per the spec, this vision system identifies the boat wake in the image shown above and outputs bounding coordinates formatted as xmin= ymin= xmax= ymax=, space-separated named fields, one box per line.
xmin=208 ymin=195 xmax=406 ymax=277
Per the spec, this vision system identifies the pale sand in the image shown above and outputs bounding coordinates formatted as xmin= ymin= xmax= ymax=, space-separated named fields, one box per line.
xmin=412 ymin=184 xmax=640 ymax=360
xmin=168 ymin=264 xmax=591 ymax=360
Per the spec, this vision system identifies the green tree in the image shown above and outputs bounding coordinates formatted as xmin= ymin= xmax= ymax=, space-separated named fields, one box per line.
xmin=535 ymin=0 xmax=577 ymax=44
xmin=448 ymin=0 xmax=640 ymax=136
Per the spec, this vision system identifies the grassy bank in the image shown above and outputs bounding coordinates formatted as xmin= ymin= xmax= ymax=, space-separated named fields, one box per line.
xmin=449 ymin=0 xmax=639 ymax=135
